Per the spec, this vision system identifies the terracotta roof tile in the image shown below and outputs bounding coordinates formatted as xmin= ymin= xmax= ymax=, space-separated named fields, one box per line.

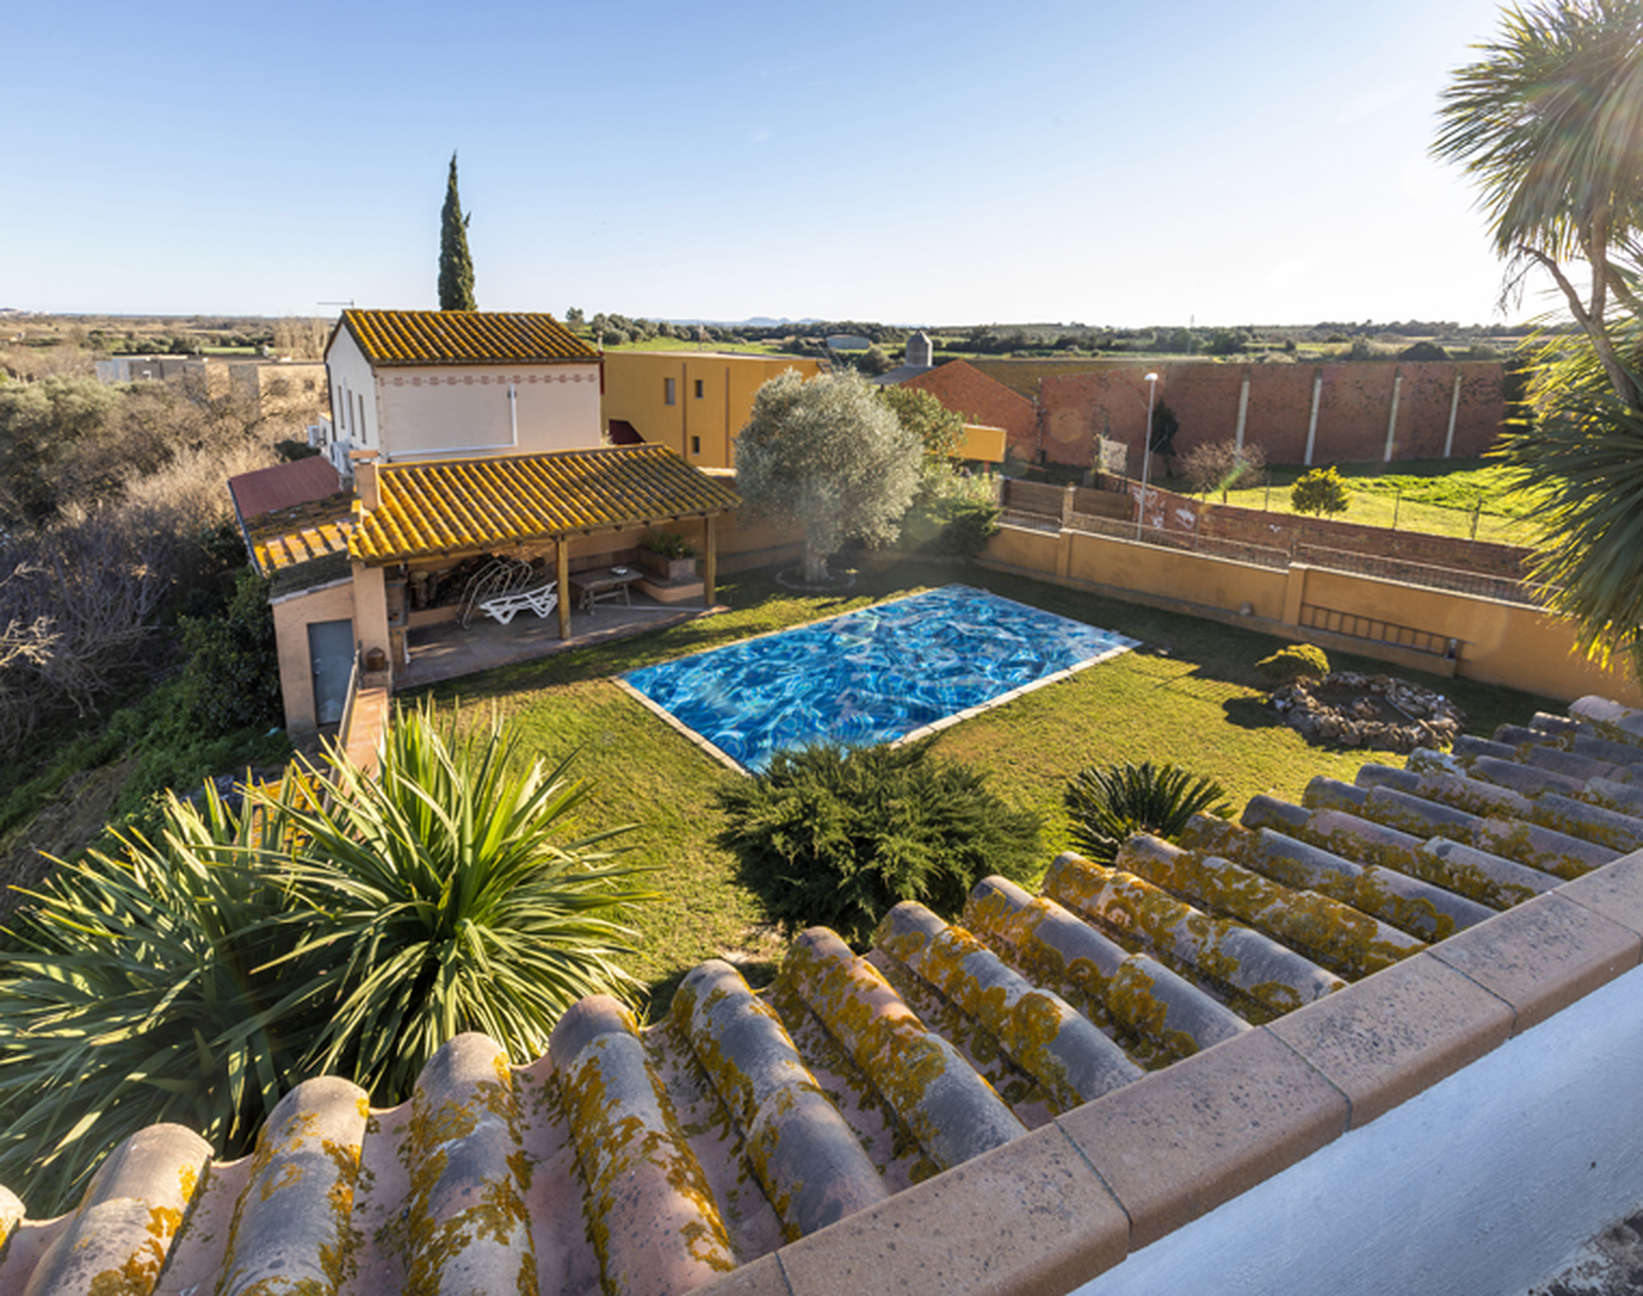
xmin=5 ymin=694 xmax=1643 ymax=1294
xmin=339 ymin=308 xmax=598 ymax=365
xmin=228 ymin=455 xmax=344 ymax=520
xmin=349 ymin=444 xmax=740 ymax=563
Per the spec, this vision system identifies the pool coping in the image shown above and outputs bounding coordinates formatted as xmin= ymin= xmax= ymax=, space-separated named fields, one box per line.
xmin=614 ymin=583 xmax=1140 ymax=776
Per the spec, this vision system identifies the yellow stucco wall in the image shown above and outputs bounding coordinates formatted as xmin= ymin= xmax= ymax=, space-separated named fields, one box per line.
xmin=272 ymin=578 xmax=356 ymax=733
xmin=601 ymin=352 xmax=822 ymax=469
xmin=958 ymin=424 xmax=1007 ymax=464
xmin=982 ymin=524 xmax=1643 ymax=706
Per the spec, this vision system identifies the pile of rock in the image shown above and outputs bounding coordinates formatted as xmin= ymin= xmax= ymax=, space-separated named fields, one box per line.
xmin=1269 ymin=671 xmax=1465 ymax=751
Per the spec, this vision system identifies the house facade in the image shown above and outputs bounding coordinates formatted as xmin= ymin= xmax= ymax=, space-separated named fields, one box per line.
xmin=320 ymin=308 xmax=604 ymax=464
xmin=601 ymin=349 xmax=822 ymax=469
xmin=245 ymin=310 xmax=738 ymax=735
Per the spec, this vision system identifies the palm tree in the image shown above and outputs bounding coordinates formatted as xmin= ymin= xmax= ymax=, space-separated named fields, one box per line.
xmin=1495 ymin=378 xmax=1643 ymax=669
xmin=1433 ymin=0 xmax=1643 ymax=405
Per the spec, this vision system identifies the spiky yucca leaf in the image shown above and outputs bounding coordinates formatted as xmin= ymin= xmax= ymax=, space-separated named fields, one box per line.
xmin=1064 ymin=761 xmax=1231 ymax=865
xmin=0 ymin=777 xmax=321 ymax=1215
xmin=259 ymin=699 xmax=655 ymax=1100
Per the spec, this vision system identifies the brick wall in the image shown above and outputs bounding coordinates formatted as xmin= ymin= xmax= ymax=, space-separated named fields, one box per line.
xmin=1026 ymin=360 xmax=1505 ymax=468
xmin=901 ymin=361 xmax=1038 ymax=459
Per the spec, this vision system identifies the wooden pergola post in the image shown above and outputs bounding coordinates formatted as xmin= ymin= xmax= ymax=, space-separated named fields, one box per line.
xmin=556 ymin=538 xmax=571 ymax=639
xmin=704 ymin=514 xmax=718 ymax=609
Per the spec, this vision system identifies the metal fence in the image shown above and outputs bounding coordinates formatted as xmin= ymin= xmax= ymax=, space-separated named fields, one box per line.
xmin=1291 ymin=542 xmax=1552 ymax=607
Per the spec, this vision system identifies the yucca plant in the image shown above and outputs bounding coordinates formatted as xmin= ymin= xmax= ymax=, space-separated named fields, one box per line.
xmin=259 ymin=700 xmax=655 ymax=1100
xmin=0 ymin=779 xmax=321 ymax=1215
xmin=1064 ymin=761 xmax=1231 ymax=865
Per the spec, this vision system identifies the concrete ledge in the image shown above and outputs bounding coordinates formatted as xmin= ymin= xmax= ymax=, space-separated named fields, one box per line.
xmin=1426 ymin=892 xmax=1642 ymax=1033
xmin=1266 ymin=952 xmax=1514 ymax=1127
xmin=1055 ymin=1028 xmax=1348 ymax=1248
xmin=770 ymin=1123 xmax=1128 ymax=1296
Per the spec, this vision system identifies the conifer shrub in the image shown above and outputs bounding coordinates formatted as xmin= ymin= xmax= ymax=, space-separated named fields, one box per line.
xmin=1291 ymin=466 xmax=1351 ymax=516
xmin=1255 ymin=643 xmax=1330 ymax=685
xmin=714 ymin=741 xmax=1040 ymax=948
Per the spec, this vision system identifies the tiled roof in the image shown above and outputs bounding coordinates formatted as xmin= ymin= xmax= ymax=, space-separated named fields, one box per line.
xmin=227 ymin=455 xmax=344 ymax=521
xmin=338 ymin=309 xmax=598 ymax=366
xmin=248 ymin=507 xmax=353 ymax=576
xmin=349 ymin=444 xmax=741 ymax=563
xmin=4 ymin=694 xmax=1643 ymax=1295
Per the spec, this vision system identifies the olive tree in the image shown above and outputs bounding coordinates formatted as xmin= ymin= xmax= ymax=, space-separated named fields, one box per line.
xmin=735 ymin=370 xmax=922 ymax=582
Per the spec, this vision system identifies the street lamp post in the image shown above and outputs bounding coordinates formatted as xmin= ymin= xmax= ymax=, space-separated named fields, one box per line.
xmin=1135 ymin=372 xmax=1160 ymax=541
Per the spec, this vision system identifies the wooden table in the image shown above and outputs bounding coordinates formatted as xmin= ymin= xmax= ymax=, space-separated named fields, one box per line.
xmin=571 ymin=567 xmax=642 ymax=613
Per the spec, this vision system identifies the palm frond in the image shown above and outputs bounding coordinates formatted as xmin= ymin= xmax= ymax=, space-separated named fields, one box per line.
xmin=1063 ymin=762 xmax=1231 ymax=865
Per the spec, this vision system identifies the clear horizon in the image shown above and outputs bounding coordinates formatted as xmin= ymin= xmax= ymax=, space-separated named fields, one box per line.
xmin=3 ymin=0 xmax=1561 ymax=327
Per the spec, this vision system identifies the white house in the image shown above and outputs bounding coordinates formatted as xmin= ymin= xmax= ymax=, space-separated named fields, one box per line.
xmin=319 ymin=308 xmax=605 ymax=467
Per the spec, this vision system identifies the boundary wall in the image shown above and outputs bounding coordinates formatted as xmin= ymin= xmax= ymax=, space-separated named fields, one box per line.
xmin=981 ymin=523 xmax=1642 ymax=706
xmin=928 ymin=359 xmax=1507 ymax=469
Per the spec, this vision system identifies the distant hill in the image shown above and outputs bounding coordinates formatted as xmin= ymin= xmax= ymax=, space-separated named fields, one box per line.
xmin=663 ymin=316 xmax=824 ymax=328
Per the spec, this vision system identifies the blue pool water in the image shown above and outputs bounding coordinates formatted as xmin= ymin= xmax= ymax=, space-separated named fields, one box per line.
xmin=623 ymin=584 xmax=1138 ymax=772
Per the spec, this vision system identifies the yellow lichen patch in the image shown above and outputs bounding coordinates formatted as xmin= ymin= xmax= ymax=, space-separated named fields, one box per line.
xmin=553 ymin=1027 xmax=735 ymax=1291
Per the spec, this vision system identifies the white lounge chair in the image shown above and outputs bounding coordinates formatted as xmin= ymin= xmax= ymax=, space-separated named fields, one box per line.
xmin=478 ymin=581 xmax=559 ymax=626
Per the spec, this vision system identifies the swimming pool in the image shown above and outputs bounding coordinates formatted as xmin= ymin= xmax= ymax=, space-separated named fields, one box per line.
xmin=621 ymin=584 xmax=1138 ymax=772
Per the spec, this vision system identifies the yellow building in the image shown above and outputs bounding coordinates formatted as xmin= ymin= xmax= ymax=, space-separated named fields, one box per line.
xmin=601 ymin=350 xmax=823 ymax=469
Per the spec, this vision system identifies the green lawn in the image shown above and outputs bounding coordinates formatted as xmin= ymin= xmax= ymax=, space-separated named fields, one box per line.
xmin=410 ymin=560 xmax=1554 ymax=1015
xmin=1205 ymin=458 xmax=1542 ymax=545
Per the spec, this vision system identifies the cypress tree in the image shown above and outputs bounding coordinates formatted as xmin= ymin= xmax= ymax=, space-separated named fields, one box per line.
xmin=438 ymin=152 xmax=476 ymax=311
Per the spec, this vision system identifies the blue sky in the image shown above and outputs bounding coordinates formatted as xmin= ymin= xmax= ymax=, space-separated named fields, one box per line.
xmin=4 ymin=0 xmax=1536 ymax=325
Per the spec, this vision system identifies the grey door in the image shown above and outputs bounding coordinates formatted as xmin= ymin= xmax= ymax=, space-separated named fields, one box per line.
xmin=307 ymin=619 xmax=355 ymax=726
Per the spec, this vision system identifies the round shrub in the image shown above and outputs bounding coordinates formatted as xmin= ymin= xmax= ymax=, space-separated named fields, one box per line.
xmin=1064 ymin=761 xmax=1230 ymax=864
xmin=1256 ymin=643 xmax=1330 ymax=685
xmin=1291 ymin=466 xmax=1351 ymax=516
xmin=714 ymin=740 xmax=1041 ymax=948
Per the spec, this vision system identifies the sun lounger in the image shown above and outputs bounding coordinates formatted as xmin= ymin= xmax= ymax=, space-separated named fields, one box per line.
xmin=478 ymin=581 xmax=558 ymax=626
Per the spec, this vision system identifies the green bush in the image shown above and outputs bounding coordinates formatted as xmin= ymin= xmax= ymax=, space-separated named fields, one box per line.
xmin=640 ymin=530 xmax=696 ymax=559
xmin=714 ymin=741 xmax=1041 ymax=948
xmin=1291 ymin=466 xmax=1351 ymax=516
xmin=1064 ymin=761 xmax=1231 ymax=864
xmin=899 ymin=494 xmax=1001 ymax=557
xmin=1256 ymin=643 xmax=1331 ymax=685
xmin=0 ymin=701 xmax=653 ymax=1213
xmin=177 ymin=568 xmax=281 ymax=734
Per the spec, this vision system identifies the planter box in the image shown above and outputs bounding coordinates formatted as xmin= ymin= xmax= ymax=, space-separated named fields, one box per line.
xmin=640 ymin=551 xmax=697 ymax=582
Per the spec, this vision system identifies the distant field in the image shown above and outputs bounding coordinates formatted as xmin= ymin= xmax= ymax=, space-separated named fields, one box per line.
xmin=598 ymin=336 xmax=803 ymax=357
xmin=1208 ymin=459 xmax=1541 ymax=545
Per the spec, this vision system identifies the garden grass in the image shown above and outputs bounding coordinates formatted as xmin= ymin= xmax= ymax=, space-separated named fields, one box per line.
xmin=408 ymin=559 xmax=1557 ymax=1016
xmin=1213 ymin=458 xmax=1544 ymax=545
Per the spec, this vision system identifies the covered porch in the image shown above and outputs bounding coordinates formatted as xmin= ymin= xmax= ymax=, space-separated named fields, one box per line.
xmin=348 ymin=444 xmax=740 ymax=693
xmin=394 ymin=595 xmax=715 ymax=690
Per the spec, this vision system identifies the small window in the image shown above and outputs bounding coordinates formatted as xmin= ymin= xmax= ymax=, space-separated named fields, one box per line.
xmin=693 ymin=379 xmax=704 ymax=398
xmin=691 ymin=435 xmax=701 ymax=455
xmin=664 ymin=377 xmax=676 ymax=406
xmin=356 ymin=392 xmax=366 ymax=442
